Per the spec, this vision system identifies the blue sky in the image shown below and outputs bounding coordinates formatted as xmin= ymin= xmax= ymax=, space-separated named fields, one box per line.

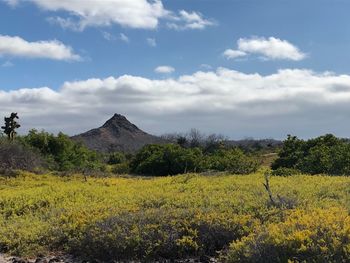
xmin=1 ymin=0 xmax=350 ymax=139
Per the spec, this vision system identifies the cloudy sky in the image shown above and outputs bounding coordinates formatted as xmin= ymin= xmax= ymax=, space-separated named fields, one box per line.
xmin=1 ymin=0 xmax=350 ymax=139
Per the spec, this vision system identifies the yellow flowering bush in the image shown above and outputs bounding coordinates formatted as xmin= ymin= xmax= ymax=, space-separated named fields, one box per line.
xmin=224 ymin=207 xmax=350 ymax=262
xmin=1 ymin=171 xmax=350 ymax=261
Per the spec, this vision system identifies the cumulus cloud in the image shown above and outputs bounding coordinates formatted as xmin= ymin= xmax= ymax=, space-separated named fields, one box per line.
xmin=3 ymin=68 xmax=350 ymax=138
xmin=167 ymin=10 xmax=215 ymax=30
xmin=5 ymin=0 xmax=214 ymax=31
xmin=0 ymin=35 xmax=80 ymax=61
xmin=223 ymin=36 xmax=306 ymax=61
xmin=9 ymin=0 xmax=168 ymax=30
xmin=154 ymin=65 xmax=175 ymax=74
xmin=223 ymin=49 xmax=246 ymax=59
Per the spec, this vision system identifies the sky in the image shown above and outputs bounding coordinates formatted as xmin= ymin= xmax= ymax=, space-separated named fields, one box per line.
xmin=1 ymin=0 xmax=350 ymax=139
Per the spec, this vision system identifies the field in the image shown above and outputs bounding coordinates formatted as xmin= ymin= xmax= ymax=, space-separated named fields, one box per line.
xmin=1 ymin=171 xmax=350 ymax=262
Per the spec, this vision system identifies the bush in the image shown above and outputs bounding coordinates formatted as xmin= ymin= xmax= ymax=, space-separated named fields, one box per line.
xmin=107 ymin=152 xmax=126 ymax=165
xmin=223 ymin=208 xmax=350 ymax=263
xmin=0 ymin=140 xmax=44 ymax=173
xmin=206 ymin=148 xmax=259 ymax=174
xmin=22 ymin=129 xmax=104 ymax=172
xmin=69 ymin=209 xmax=256 ymax=262
xmin=111 ymin=162 xmax=130 ymax=174
xmin=130 ymin=144 xmax=204 ymax=176
xmin=272 ymin=134 xmax=350 ymax=175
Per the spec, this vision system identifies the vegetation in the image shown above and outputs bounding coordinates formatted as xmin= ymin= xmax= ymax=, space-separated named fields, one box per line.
xmin=130 ymin=144 xmax=204 ymax=176
xmin=4 ymin=113 xmax=350 ymax=261
xmin=206 ymin=148 xmax=259 ymax=174
xmin=1 ymin=112 xmax=20 ymax=141
xmin=130 ymin=144 xmax=258 ymax=176
xmin=20 ymin=129 xmax=105 ymax=172
xmin=1 ymin=172 xmax=350 ymax=261
xmin=0 ymin=139 xmax=43 ymax=173
xmin=272 ymin=134 xmax=350 ymax=175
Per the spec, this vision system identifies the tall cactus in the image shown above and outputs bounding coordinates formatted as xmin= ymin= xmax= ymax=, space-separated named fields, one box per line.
xmin=1 ymin=113 xmax=20 ymax=141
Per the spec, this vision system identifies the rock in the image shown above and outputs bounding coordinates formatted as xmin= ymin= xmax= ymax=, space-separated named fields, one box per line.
xmin=10 ymin=257 xmax=28 ymax=263
xmin=71 ymin=113 xmax=168 ymax=153
xmin=34 ymin=258 xmax=47 ymax=263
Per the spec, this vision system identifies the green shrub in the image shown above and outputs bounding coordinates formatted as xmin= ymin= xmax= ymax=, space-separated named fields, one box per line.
xmin=272 ymin=134 xmax=350 ymax=175
xmin=206 ymin=148 xmax=259 ymax=174
xmin=107 ymin=152 xmax=126 ymax=165
xmin=111 ymin=162 xmax=130 ymax=174
xmin=130 ymin=144 xmax=204 ymax=176
xmin=22 ymin=129 xmax=104 ymax=172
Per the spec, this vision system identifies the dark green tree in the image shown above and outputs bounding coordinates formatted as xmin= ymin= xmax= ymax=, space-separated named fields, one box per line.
xmin=1 ymin=112 xmax=20 ymax=141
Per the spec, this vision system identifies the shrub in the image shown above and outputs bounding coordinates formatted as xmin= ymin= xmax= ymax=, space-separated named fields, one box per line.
xmin=22 ymin=129 xmax=104 ymax=172
xmin=111 ymin=162 xmax=130 ymax=174
xmin=0 ymin=140 xmax=44 ymax=173
xmin=107 ymin=152 xmax=126 ymax=165
xmin=206 ymin=148 xmax=259 ymax=174
xmin=130 ymin=144 xmax=204 ymax=176
xmin=223 ymin=208 xmax=350 ymax=263
xmin=272 ymin=134 xmax=350 ymax=175
xmin=69 ymin=209 xmax=256 ymax=262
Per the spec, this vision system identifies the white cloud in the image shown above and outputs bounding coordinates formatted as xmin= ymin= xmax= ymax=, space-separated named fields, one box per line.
xmin=154 ymin=65 xmax=175 ymax=74
xmin=0 ymin=35 xmax=80 ymax=61
xmin=120 ymin=33 xmax=129 ymax=43
xmin=101 ymin=32 xmax=129 ymax=43
xmin=5 ymin=0 xmax=214 ymax=31
xmin=238 ymin=37 xmax=306 ymax=61
xmin=223 ymin=49 xmax=247 ymax=59
xmin=223 ymin=36 xmax=306 ymax=61
xmin=9 ymin=0 xmax=168 ymax=30
xmin=147 ymin=38 xmax=157 ymax=47
xmin=46 ymin=16 xmax=81 ymax=31
xmin=167 ymin=10 xmax=215 ymax=30
xmin=3 ymin=68 xmax=350 ymax=138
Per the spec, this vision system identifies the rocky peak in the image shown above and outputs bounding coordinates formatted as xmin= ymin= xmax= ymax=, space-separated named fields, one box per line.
xmin=102 ymin=113 xmax=141 ymax=133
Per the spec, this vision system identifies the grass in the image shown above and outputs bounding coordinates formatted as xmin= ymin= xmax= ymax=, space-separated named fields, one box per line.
xmin=1 ymin=171 xmax=350 ymax=261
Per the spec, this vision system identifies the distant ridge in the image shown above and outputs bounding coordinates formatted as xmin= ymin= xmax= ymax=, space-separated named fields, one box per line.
xmin=72 ymin=114 xmax=166 ymax=153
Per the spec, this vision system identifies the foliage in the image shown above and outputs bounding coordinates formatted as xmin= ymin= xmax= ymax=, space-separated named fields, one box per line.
xmin=224 ymin=207 xmax=350 ymax=263
xmin=22 ymin=129 xmax=104 ymax=172
xmin=71 ymin=209 xmax=255 ymax=261
xmin=130 ymin=144 xmax=204 ymax=176
xmin=206 ymin=148 xmax=259 ymax=174
xmin=110 ymin=162 xmax=130 ymax=174
xmin=272 ymin=134 xmax=350 ymax=175
xmin=107 ymin=152 xmax=126 ymax=165
xmin=1 ymin=172 xmax=350 ymax=261
xmin=0 ymin=139 xmax=43 ymax=173
xmin=130 ymin=144 xmax=258 ymax=176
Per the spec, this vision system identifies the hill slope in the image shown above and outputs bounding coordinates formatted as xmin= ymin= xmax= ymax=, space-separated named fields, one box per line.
xmin=72 ymin=114 xmax=166 ymax=153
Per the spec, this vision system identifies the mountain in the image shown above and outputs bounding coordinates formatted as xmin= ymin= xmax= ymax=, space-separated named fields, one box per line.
xmin=71 ymin=114 xmax=166 ymax=153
